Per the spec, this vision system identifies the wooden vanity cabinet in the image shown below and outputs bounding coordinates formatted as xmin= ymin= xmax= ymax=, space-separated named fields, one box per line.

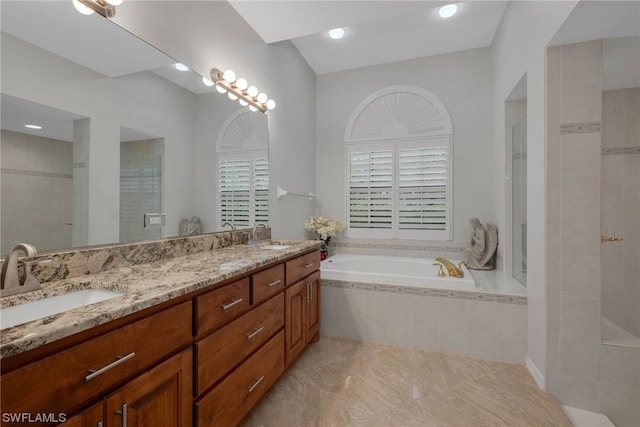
xmin=60 ymin=402 xmax=103 ymax=427
xmin=0 ymin=301 xmax=192 ymax=423
xmin=1 ymin=247 xmax=321 ymax=427
xmin=104 ymin=348 xmax=192 ymax=427
xmin=285 ymin=270 xmax=321 ymax=366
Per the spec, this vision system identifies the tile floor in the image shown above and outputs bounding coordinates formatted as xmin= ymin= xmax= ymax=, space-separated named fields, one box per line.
xmin=241 ymin=335 xmax=573 ymax=427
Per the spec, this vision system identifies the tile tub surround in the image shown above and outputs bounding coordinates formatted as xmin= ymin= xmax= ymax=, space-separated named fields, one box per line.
xmin=240 ymin=335 xmax=572 ymax=427
xmin=0 ymin=239 xmax=321 ymax=358
xmin=321 ymin=279 xmax=527 ymax=364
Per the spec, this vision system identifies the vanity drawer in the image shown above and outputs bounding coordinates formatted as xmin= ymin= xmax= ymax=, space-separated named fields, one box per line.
xmin=195 ymin=278 xmax=250 ymax=336
xmin=195 ymin=292 xmax=284 ymax=396
xmin=0 ymin=301 xmax=191 ymax=417
xmin=195 ymin=330 xmax=285 ymax=427
xmin=285 ymin=250 xmax=321 ymax=286
xmin=251 ymin=263 xmax=285 ymax=305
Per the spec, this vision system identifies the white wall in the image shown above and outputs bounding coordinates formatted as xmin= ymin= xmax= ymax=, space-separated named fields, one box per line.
xmin=315 ymin=47 xmax=494 ymax=243
xmin=491 ymin=0 xmax=578 ymax=384
xmin=112 ymin=1 xmax=317 ymax=239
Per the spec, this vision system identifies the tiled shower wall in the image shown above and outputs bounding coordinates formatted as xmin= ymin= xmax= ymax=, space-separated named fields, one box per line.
xmin=1 ymin=130 xmax=73 ymax=254
xmin=601 ymin=88 xmax=640 ymax=338
xmin=546 ymin=40 xmax=639 ymax=427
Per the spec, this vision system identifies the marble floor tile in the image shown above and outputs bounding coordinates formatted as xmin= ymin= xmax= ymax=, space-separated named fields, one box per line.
xmin=240 ymin=335 xmax=572 ymax=427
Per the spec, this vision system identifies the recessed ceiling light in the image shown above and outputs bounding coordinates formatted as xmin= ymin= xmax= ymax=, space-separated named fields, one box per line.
xmin=328 ymin=27 xmax=347 ymax=40
xmin=174 ymin=63 xmax=189 ymax=72
xmin=25 ymin=124 xmax=42 ymax=130
xmin=438 ymin=3 xmax=459 ymax=18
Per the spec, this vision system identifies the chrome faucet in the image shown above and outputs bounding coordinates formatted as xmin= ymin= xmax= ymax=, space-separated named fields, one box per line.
xmin=1 ymin=243 xmax=42 ymax=296
xmin=250 ymin=223 xmax=268 ymax=244
xmin=434 ymin=257 xmax=465 ymax=278
xmin=222 ymin=222 xmax=236 ymax=230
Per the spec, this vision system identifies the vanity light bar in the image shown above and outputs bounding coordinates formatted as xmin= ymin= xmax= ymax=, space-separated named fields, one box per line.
xmin=73 ymin=0 xmax=118 ymax=18
xmin=210 ymin=68 xmax=276 ymax=113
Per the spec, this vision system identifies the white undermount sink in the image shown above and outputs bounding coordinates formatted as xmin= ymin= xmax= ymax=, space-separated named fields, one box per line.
xmin=260 ymin=245 xmax=292 ymax=250
xmin=0 ymin=289 xmax=122 ymax=330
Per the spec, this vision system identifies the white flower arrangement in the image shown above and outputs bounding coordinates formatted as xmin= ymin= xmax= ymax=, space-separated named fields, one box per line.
xmin=304 ymin=216 xmax=345 ymax=252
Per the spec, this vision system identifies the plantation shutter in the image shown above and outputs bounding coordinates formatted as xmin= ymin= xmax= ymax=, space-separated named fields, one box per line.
xmin=254 ymin=156 xmax=269 ymax=224
xmin=347 ymin=142 xmax=394 ymax=238
xmin=345 ymin=138 xmax=451 ymax=240
xmin=397 ymin=139 xmax=449 ymax=233
xmin=218 ymin=158 xmax=251 ymax=228
xmin=217 ymin=151 xmax=268 ymax=229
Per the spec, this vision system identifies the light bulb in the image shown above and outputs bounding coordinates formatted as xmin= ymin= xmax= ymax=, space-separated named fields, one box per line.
xmin=202 ymin=77 xmax=214 ymax=87
xmin=249 ymin=105 xmax=258 ymax=112
xmin=235 ymin=78 xmax=248 ymax=90
xmin=174 ymin=63 xmax=189 ymax=72
xmin=437 ymin=3 xmax=459 ymax=18
xmin=216 ymin=85 xmax=227 ymax=94
xmin=257 ymin=93 xmax=268 ymax=103
xmin=222 ymin=69 xmax=236 ymax=83
xmin=228 ymin=92 xmax=238 ymax=101
xmin=239 ymin=99 xmax=249 ymax=106
xmin=328 ymin=27 xmax=346 ymax=40
xmin=266 ymin=99 xmax=276 ymax=110
xmin=105 ymin=0 xmax=123 ymax=5
xmin=73 ymin=0 xmax=95 ymax=15
xmin=247 ymin=86 xmax=259 ymax=97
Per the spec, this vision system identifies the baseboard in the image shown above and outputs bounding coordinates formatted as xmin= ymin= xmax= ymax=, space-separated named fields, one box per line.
xmin=526 ymin=357 xmax=545 ymax=390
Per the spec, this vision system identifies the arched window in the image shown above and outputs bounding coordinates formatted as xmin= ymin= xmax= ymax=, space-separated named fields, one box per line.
xmin=344 ymin=85 xmax=453 ymax=240
xmin=215 ymin=109 xmax=269 ymax=230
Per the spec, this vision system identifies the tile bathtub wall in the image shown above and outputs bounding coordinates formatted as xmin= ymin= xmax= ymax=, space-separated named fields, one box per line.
xmin=321 ymin=280 xmax=527 ymax=364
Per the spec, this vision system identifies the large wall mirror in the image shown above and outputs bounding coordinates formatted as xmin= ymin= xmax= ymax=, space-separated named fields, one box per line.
xmin=0 ymin=1 xmax=269 ymax=254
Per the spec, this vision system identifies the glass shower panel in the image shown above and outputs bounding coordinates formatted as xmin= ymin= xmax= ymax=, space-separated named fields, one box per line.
xmin=512 ymin=117 xmax=527 ymax=285
xmin=601 ymin=87 xmax=640 ymax=346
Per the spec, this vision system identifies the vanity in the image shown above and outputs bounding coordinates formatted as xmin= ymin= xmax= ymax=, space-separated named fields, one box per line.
xmin=0 ymin=236 xmax=321 ymax=427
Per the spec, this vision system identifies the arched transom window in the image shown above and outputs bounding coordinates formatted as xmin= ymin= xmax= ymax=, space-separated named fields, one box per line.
xmin=344 ymin=85 xmax=453 ymax=240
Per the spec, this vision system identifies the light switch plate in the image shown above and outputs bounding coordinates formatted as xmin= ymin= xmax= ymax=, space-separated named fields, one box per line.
xmin=144 ymin=213 xmax=166 ymax=228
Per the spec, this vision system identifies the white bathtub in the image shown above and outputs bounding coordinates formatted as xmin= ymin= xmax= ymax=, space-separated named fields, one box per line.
xmin=320 ymin=253 xmax=475 ymax=290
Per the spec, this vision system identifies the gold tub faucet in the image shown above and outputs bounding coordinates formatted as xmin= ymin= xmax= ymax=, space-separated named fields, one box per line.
xmin=435 ymin=257 xmax=465 ymax=278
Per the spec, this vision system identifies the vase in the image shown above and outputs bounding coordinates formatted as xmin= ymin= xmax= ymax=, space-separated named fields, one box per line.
xmin=320 ymin=251 xmax=328 ymax=261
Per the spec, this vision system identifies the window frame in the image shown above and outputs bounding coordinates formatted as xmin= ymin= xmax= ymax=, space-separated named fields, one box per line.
xmin=345 ymin=137 xmax=452 ymax=241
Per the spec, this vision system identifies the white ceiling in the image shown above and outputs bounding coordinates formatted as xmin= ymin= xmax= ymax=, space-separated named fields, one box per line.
xmin=229 ymin=0 xmax=509 ymax=74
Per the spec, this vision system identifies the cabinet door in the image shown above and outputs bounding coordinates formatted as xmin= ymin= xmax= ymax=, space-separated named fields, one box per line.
xmin=61 ymin=402 xmax=103 ymax=427
xmin=104 ymin=349 xmax=192 ymax=427
xmin=284 ymin=280 xmax=306 ymax=366
xmin=305 ymin=271 xmax=321 ymax=344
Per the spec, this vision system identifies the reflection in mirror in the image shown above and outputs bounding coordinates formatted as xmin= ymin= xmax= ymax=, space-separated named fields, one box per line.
xmin=505 ymin=76 xmax=527 ymax=286
xmin=0 ymin=1 xmax=269 ymax=254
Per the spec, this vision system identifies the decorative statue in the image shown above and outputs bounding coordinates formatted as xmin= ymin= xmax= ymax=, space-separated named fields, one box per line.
xmin=465 ymin=217 xmax=498 ymax=270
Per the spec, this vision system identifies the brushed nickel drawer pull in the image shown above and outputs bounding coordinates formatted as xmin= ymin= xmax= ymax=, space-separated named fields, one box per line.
xmin=304 ymin=262 xmax=314 ymax=268
xmin=115 ymin=403 xmax=127 ymax=427
xmin=220 ymin=298 xmax=243 ymax=310
xmin=246 ymin=326 xmax=264 ymax=340
xmin=85 ymin=352 xmax=136 ymax=382
xmin=247 ymin=375 xmax=264 ymax=393
xmin=267 ymin=279 xmax=282 ymax=288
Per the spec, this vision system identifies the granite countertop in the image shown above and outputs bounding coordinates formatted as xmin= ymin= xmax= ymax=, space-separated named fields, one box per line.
xmin=0 ymin=240 xmax=321 ymax=359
